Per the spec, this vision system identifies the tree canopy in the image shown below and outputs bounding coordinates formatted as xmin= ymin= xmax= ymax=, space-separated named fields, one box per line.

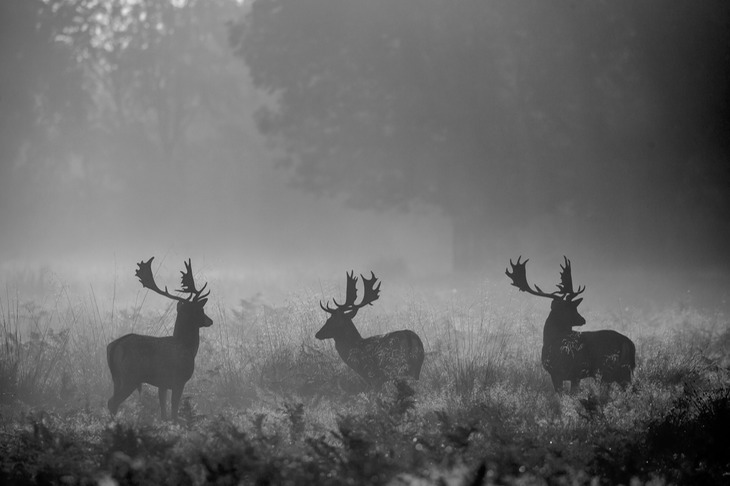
xmin=0 ymin=0 xmax=262 ymax=256
xmin=231 ymin=0 xmax=730 ymax=270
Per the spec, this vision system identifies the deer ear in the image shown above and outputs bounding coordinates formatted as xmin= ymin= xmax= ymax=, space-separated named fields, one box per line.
xmin=343 ymin=308 xmax=358 ymax=319
xmin=197 ymin=298 xmax=208 ymax=307
xmin=573 ymin=298 xmax=583 ymax=306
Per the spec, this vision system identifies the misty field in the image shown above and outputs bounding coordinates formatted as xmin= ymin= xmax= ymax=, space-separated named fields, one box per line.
xmin=1 ymin=275 xmax=729 ymax=485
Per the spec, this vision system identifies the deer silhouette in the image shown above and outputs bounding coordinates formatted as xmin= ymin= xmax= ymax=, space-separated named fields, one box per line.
xmin=107 ymin=257 xmax=212 ymax=420
xmin=506 ymin=256 xmax=635 ymax=393
xmin=316 ymin=271 xmax=424 ymax=388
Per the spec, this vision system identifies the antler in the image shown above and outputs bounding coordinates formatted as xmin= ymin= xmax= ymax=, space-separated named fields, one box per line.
xmin=136 ymin=257 xmax=210 ymax=304
xmin=358 ymin=271 xmax=381 ymax=308
xmin=178 ymin=259 xmax=210 ymax=303
xmin=136 ymin=257 xmax=187 ymax=302
xmin=333 ymin=271 xmax=358 ymax=308
xmin=320 ymin=271 xmax=381 ymax=315
xmin=557 ymin=256 xmax=585 ymax=301
xmin=505 ymin=256 xmax=561 ymax=300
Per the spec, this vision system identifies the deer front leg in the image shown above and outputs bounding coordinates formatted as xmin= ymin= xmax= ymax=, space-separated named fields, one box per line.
xmin=551 ymin=375 xmax=564 ymax=393
xmin=158 ymin=388 xmax=168 ymax=420
xmin=108 ymin=383 xmax=137 ymax=416
xmin=170 ymin=386 xmax=184 ymax=422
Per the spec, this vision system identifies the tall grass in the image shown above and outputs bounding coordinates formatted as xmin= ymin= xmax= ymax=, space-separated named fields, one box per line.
xmin=0 ymin=276 xmax=728 ymax=484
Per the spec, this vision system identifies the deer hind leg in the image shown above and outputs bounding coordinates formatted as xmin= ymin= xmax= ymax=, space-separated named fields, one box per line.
xmin=170 ymin=386 xmax=184 ymax=422
xmin=108 ymin=382 xmax=138 ymax=416
xmin=569 ymin=379 xmax=581 ymax=394
xmin=617 ymin=364 xmax=632 ymax=389
xmin=551 ymin=375 xmax=564 ymax=393
xmin=158 ymin=388 xmax=169 ymax=421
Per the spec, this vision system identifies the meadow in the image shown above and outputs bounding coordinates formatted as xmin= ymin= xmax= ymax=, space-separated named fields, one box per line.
xmin=0 ymin=270 xmax=728 ymax=485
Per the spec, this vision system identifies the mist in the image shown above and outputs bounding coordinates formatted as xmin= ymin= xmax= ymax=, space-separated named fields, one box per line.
xmin=1 ymin=0 xmax=729 ymax=311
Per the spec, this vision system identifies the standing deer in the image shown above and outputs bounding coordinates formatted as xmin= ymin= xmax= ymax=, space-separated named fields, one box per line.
xmin=506 ymin=256 xmax=635 ymax=393
xmin=107 ymin=257 xmax=212 ymax=420
xmin=316 ymin=271 xmax=425 ymax=388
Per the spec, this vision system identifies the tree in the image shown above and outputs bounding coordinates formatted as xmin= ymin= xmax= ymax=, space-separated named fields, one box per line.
xmin=1 ymin=0 xmax=260 ymax=256
xmin=232 ymin=0 xmax=730 ymax=271
xmin=57 ymin=0 xmax=251 ymax=185
xmin=230 ymin=0 xmax=604 ymax=270
xmin=0 ymin=0 xmax=88 ymax=237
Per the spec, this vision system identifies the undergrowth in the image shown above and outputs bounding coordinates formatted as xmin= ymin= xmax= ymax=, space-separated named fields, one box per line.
xmin=0 ymin=281 xmax=728 ymax=485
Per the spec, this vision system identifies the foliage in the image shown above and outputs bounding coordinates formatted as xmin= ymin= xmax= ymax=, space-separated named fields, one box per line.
xmin=0 ymin=281 xmax=729 ymax=484
xmin=231 ymin=0 xmax=730 ymax=269
xmin=645 ymin=384 xmax=730 ymax=484
xmin=0 ymin=0 xmax=262 ymax=256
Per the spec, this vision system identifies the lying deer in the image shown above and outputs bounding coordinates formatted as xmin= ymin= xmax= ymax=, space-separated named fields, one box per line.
xmin=316 ymin=271 xmax=424 ymax=388
xmin=506 ymin=256 xmax=635 ymax=393
xmin=107 ymin=257 xmax=212 ymax=420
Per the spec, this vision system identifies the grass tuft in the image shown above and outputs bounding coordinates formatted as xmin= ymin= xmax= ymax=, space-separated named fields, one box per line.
xmin=0 ymin=280 xmax=728 ymax=484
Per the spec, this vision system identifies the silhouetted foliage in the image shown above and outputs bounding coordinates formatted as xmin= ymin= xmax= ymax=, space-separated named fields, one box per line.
xmin=646 ymin=385 xmax=730 ymax=484
xmin=232 ymin=0 xmax=730 ymax=270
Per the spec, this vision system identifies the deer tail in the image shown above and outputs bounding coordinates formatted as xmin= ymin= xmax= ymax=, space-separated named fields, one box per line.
xmin=622 ymin=338 xmax=636 ymax=374
xmin=107 ymin=340 xmax=119 ymax=385
xmin=407 ymin=331 xmax=425 ymax=379
xmin=107 ymin=337 xmax=129 ymax=387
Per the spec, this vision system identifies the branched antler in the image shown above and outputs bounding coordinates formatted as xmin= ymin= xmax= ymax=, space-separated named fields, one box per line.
xmin=178 ymin=259 xmax=210 ymax=303
xmin=505 ymin=256 xmax=560 ymax=300
xmin=359 ymin=271 xmax=381 ymax=307
xmin=136 ymin=257 xmax=187 ymax=302
xmin=136 ymin=257 xmax=209 ymax=304
xmin=506 ymin=256 xmax=586 ymax=302
xmin=333 ymin=271 xmax=358 ymax=308
xmin=557 ymin=256 xmax=585 ymax=301
xmin=320 ymin=271 xmax=381 ymax=316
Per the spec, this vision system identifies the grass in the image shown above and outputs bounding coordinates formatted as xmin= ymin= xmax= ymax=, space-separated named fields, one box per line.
xmin=0 ymin=275 xmax=728 ymax=485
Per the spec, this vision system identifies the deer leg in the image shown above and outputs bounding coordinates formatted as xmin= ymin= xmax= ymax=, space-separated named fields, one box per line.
xmin=108 ymin=383 xmax=137 ymax=416
xmin=170 ymin=386 xmax=183 ymax=422
xmin=551 ymin=376 xmax=564 ymax=393
xmin=570 ymin=379 xmax=581 ymax=394
xmin=158 ymin=388 xmax=168 ymax=421
xmin=617 ymin=371 xmax=631 ymax=390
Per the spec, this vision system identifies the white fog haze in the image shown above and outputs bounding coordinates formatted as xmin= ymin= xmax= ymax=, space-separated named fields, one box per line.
xmin=1 ymin=0 xmax=729 ymax=312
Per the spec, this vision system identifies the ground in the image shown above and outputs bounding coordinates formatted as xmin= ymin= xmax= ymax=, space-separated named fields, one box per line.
xmin=1 ymin=276 xmax=728 ymax=485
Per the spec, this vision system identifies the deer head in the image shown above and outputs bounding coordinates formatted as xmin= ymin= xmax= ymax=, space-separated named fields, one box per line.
xmin=506 ymin=256 xmax=586 ymax=329
xmin=136 ymin=257 xmax=212 ymax=327
xmin=316 ymin=271 xmax=381 ymax=340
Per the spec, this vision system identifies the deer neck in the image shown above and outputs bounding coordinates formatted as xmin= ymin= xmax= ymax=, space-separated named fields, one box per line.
xmin=543 ymin=310 xmax=574 ymax=343
xmin=332 ymin=320 xmax=364 ymax=359
xmin=172 ymin=314 xmax=201 ymax=354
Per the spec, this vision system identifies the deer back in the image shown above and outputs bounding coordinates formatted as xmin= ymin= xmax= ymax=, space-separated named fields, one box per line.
xmin=107 ymin=334 xmax=195 ymax=389
xmin=345 ymin=330 xmax=425 ymax=386
xmin=578 ymin=329 xmax=636 ymax=381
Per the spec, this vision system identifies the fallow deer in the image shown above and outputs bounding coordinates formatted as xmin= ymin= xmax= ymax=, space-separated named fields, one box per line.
xmin=316 ymin=271 xmax=425 ymax=388
xmin=107 ymin=257 xmax=212 ymax=420
xmin=506 ymin=256 xmax=635 ymax=393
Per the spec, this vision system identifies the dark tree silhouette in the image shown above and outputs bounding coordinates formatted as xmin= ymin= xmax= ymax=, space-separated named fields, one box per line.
xmin=0 ymin=0 xmax=87 ymax=232
xmin=231 ymin=0 xmax=730 ymax=271
xmin=0 ymin=0 xmax=259 ymax=256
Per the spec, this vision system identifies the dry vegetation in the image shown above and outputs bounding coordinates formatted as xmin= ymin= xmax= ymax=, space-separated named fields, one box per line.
xmin=1 ymin=274 xmax=729 ymax=485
